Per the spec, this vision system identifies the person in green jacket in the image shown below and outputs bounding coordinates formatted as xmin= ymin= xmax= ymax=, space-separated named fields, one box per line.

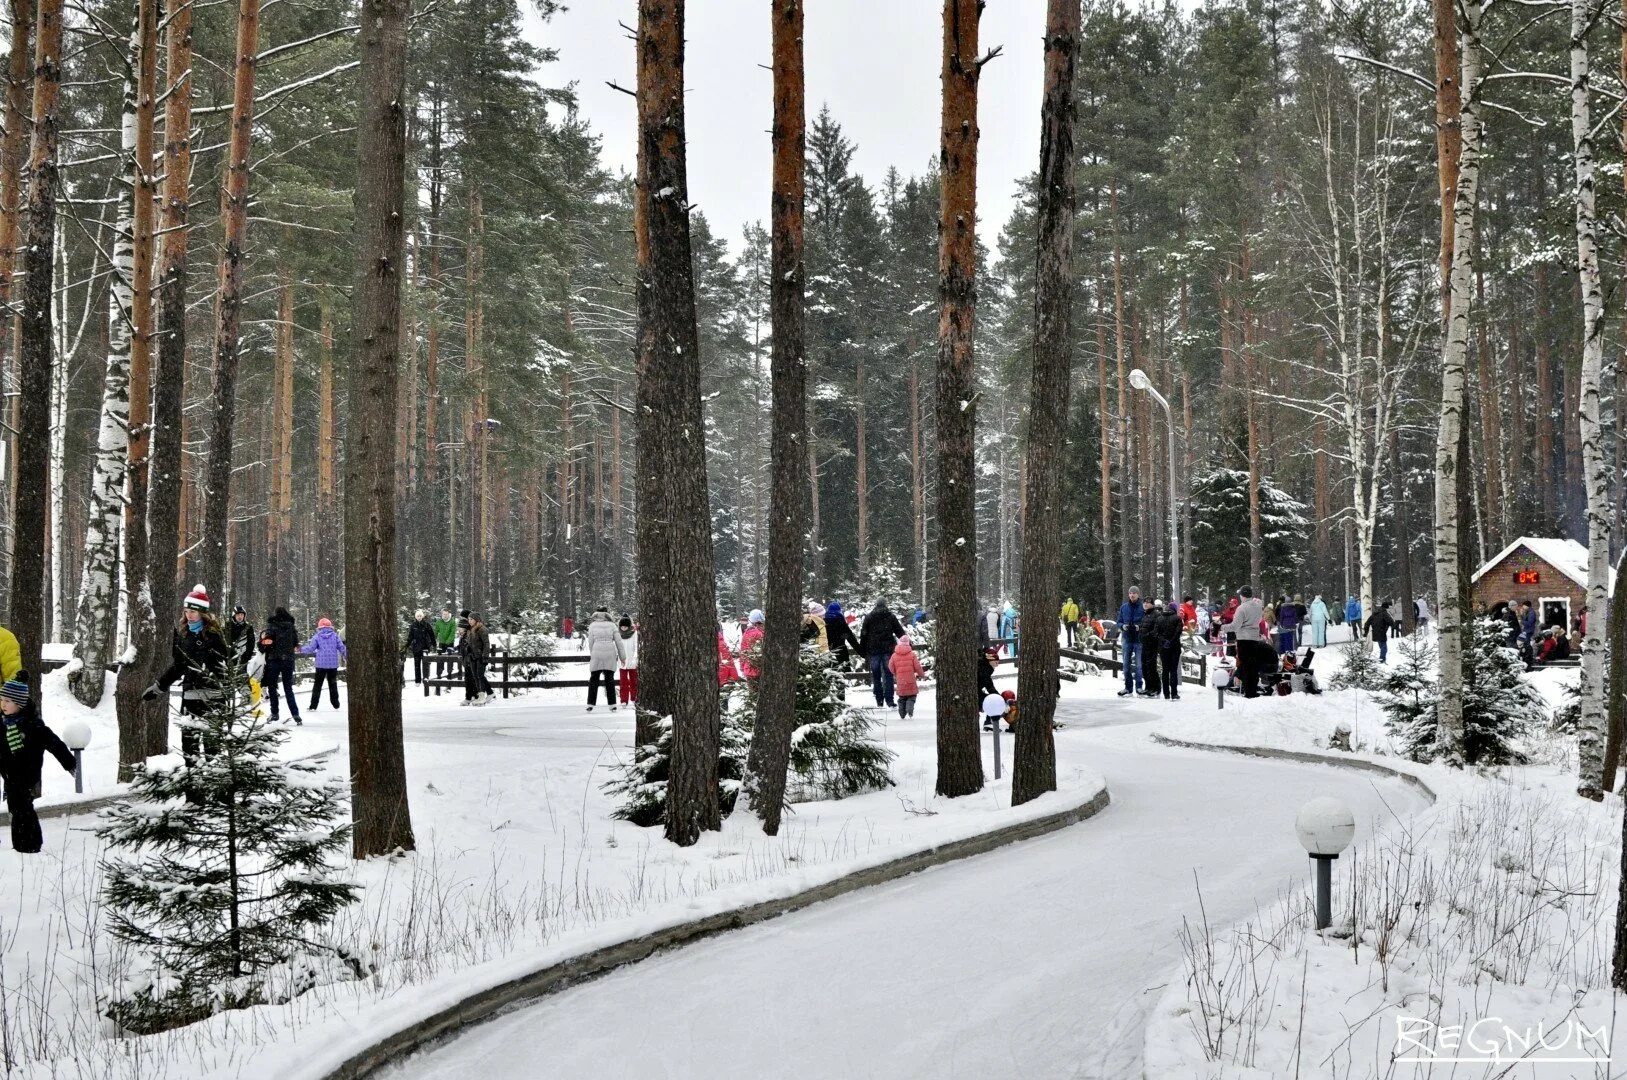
xmin=1060 ymin=598 xmax=1080 ymax=648
xmin=433 ymin=608 xmax=457 ymax=653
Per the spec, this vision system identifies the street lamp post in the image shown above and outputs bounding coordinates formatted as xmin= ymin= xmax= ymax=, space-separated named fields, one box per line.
xmin=1295 ymin=796 xmax=1356 ymax=930
xmin=1129 ymin=368 xmax=1180 ymax=602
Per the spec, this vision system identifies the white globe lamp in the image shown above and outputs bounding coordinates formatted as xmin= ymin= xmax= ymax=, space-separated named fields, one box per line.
xmin=1296 ymin=796 xmax=1355 ymax=930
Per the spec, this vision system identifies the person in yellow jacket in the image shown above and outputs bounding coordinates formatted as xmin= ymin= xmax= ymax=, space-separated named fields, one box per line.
xmin=1059 ymin=598 xmax=1080 ymax=648
xmin=0 ymin=625 xmax=20 ymax=682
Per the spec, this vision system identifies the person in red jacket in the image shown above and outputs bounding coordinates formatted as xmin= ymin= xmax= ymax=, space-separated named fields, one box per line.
xmin=739 ymin=609 xmax=765 ymax=681
xmin=887 ymin=636 xmax=926 ymax=719
xmin=717 ymin=627 xmax=739 ymax=684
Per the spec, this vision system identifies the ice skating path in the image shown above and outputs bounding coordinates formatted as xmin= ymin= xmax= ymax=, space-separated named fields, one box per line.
xmin=391 ymin=694 xmax=1425 ymax=1080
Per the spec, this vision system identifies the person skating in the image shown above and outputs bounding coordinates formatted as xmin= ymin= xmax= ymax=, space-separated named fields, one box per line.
xmin=1364 ymin=600 xmax=1395 ymax=663
xmin=617 ymin=617 xmax=639 ymax=703
xmin=1157 ymin=602 xmax=1184 ymax=699
xmin=258 ymin=606 xmax=301 ymax=724
xmin=433 ymin=608 xmax=457 ymax=652
xmin=458 ymin=614 xmax=493 ymax=704
xmin=299 ymin=618 xmax=347 ymax=710
xmin=1116 ymin=586 xmax=1146 ymax=697
xmin=859 ymin=600 xmax=906 ymax=708
xmin=1309 ymin=595 xmax=1330 ymax=648
xmin=824 ymin=602 xmax=861 ymax=667
xmin=144 ymin=584 xmax=232 ymax=771
xmin=0 ymin=677 xmax=74 ymax=853
xmin=1344 ymin=595 xmax=1361 ymax=629
xmin=1060 ymin=597 xmax=1080 ymax=648
xmin=889 ymin=635 xmax=925 ymax=719
xmin=407 ymin=610 xmax=436 ymax=685
xmin=226 ymin=605 xmax=256 ymax=667
xmin=1225 ymin=587 xmax=1268 ymax=698
xmin=584 ymin=608 xmax=624 ymax=711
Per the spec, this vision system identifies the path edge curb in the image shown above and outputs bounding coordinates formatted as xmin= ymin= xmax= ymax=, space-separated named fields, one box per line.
xmin=312 ymin=782 xmax=1112 ymax=1080
xmin=1147 ymin=733 xmax=1437 ymax=803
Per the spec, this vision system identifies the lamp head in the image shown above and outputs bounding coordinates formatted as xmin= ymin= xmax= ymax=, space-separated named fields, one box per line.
xmin=981 ymin=693 xmax=1008 ymax=717
xmin=1295 ymin=796 xmax=1356 ymax=856
xmin=1129 ymin=368 xmax=1151 ymax=391
xmin=62 ymin=721 xmax=92 ymax=751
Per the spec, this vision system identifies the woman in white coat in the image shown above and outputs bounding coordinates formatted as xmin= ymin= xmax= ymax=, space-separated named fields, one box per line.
xmin=1309 ymin=595 xmax=1330 ymax=648
xmin=584 ymin=609 xmax=625 ymax=711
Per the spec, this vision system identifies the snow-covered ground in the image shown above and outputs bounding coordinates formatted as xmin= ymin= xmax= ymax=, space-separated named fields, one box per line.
xmin=1 ymin=668 xmax=1107 ymax=1079
xmin=5 ymin=633 xmax=1601 ymax=1080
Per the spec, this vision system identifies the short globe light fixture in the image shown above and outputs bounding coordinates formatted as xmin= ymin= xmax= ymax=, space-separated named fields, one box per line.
xmin=1296 ymin=796 xmax=1356 ymax=930
xmin=62 ymin=721 xmax=92 ymax=794
xmin=981 ymin=693 xmax=1008 ymax=780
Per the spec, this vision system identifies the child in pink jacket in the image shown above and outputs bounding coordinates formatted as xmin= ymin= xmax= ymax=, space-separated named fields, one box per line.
xmin=887 ymin=637 xmax=925 ymax=719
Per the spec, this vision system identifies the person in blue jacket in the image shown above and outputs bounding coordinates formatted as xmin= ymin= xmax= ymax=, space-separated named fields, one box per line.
xmin=1344 ymin=596 xmax=1361 ymax=630
xmin=1116 ymin=586 xmax=1145 ymax=697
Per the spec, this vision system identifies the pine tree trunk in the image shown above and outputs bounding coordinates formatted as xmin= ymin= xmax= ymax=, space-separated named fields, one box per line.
xmin=1474 ymin=270 xmax=1503 ymax=549
xmin=197 ymin=0 xmax=259 ymax=598
xmin=346 ymin=0 xmax=415 ymax=859
xmin=910 ymin=339 xmax=925 ymax=607
xmin=1097 ymin=278 xmax=1113 ymax=612
xmin=1391 ymin=425 xmax=1415 ymax=636
xmin=1013 ymin=0 xmax=1076 ymax=807
xmin=318 ymin=297 xmax=336 ymax=605
xmin=1571 ymin=0 xmax=1611 ymax=798
xmin=9 ymin=0 xmax=65 ymax=689
xmin=934 ymin=0 xmax=988 ymax=799
xmin=1434 ymin=0 xmax=1482 ymax=766
xmin=635 ymin=0 xmax=721 ymax=845
xmin=1536 ymin=268 xmax=1556 ymax=523
xmin=0 ymin=0 xmax=31 ymax=617
xmin=1601 ymin=547 xmax=1627 ymax=791
xmin=745 ymin=0 xmax=807 ymax=836
xmin=73 ymin=2 xmax=157 ymax=712
xmin=855 ymin=354 xmax=868 ymax=574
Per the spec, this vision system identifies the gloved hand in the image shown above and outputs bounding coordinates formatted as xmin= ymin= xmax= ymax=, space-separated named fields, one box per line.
xmin=142 ymin=683 xmax=160 ymax=702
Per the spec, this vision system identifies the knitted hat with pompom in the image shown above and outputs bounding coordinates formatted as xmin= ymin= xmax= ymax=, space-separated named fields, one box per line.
xmin=184 ymin=584 xmax=210 ymax=611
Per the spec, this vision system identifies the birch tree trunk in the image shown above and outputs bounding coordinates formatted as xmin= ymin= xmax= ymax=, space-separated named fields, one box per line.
xmin=125 ymin=0 xmax=193 ymax=760
xmin=1434 ymin=0 xmax=1482 ymax=766
xmin=72 ymin=4 xmax=155 ymax=710
xmin=347 ymin=0 xmax=415 ymax=859
xmin=1571 ymin=0 xmax=1611 ymax=798
xmin=1013 ymin=0 xmax=1077 ymax=807
xmin=635 ymin=0 xmax=721 ymax=846
xmin=197 ymin=0 xmax=260 ymax=597
xmin=934 ymin=0 xmax=989 ymax=799
xmin=745 ymin=0 xmax=807 ymax=836
xmin=9 ymin=0 xmax=66 ymax=690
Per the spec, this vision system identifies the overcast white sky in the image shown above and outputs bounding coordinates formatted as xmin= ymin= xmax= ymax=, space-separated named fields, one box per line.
xmin=520 ymin=2 xmax=1051 ymax=255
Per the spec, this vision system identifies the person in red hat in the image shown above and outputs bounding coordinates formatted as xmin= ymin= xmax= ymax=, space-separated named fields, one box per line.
xmin=144 ymin=584 xmax=231 ymax=776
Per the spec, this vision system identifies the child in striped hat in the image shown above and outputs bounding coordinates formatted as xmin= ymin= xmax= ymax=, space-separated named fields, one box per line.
xmin=0 ymin=675 xmax=75 ymax=854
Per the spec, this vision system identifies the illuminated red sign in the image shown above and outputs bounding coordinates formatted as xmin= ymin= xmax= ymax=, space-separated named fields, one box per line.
xmin=1514 ymin=569 xmax=1540 ymax=585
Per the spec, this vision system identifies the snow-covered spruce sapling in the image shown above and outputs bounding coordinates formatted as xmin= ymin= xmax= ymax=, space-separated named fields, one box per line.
xmin=608 ymin=690 xmax=748 ymax=828
xmin=1330 ymin=638 xmax=1383 ymax=691
xmin=1378 ymin=618 xmax=1539 ymax=765
xmin=97 ymin=667 xmax=360 ymax=1032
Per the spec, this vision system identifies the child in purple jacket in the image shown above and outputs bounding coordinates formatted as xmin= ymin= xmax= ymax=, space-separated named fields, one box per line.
xmin=299 ymin=618 xmax=348 ymax=711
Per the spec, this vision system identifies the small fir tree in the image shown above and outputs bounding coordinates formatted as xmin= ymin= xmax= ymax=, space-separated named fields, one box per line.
xmin=1330 ymin=638 xmax=1383 ymax=691
xmin=1375 ymin=635 xmax=1439 ymax=760
xmin=782 ymin=649 xmax=894 ymax=802
xmin=607 ymin=690 xmax=748 ymax=827
xmin=1377 ymin=618 xmax=1539 ymax=765
xmin=98 ymin=668 xmax=360 ymax=1032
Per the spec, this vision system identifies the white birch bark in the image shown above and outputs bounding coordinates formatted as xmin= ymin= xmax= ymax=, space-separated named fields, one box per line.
xmin=49 ymin=217 xmax=66 ymax=642
xmin=1434 ymin=0 xmax=1483 ymax=766
xmin=1572 ymin=0 xmax=1611 ymax=797
xmin=67 ymin=62 xmax=137 ymax=708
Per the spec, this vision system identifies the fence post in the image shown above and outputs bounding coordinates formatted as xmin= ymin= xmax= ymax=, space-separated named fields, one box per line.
xmin=502 ymin=650 xmax=510 ymax=699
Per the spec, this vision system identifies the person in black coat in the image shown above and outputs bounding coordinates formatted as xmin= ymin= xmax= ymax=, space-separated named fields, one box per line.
xmin=145 ymin=586 xmax=233 ymax=773
xmin=406 ymin=609 xmax=437 ymax=685
xmin=259 ymin=606 xmax=301 ymax=724
xmin=858 ymin=601 xmax=907 ymax=708
xmin=0 ymin=676 xmax=74 ymax=853
xmin=1156 ymin=605 xmax=1185 ymax=699
xmin=976 ymin=608 xmax=999 ymax=699
xmin=824 ymin=602 xmax=861 ymax=667
xmin=1138 ymin=601 xmax=1164 ymax=698
xmin=1364 ymin=601 xmax=1396 ymax=663
xmin=226 ymin=605 xmax=256 ymax=666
